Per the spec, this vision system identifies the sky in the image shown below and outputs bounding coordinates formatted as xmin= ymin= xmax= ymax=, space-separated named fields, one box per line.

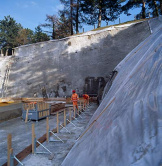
xmin=0 ymin=0 xmax=141 ymax=33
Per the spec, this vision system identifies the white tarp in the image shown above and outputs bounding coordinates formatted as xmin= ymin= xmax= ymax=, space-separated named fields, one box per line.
xmin=62 ymin=16 xmax=162 ymax=166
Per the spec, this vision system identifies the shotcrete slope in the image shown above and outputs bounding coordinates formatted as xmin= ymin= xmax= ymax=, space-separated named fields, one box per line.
xmin=62 ymin=17 xmax=162 ymax=166
xmin=0 ymin=20 xmax=150 ymax=97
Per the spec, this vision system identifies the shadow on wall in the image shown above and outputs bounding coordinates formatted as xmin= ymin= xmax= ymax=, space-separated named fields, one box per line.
xmin=5 ymin=21 xmax=150 ymax=98
xmin=83 ymin=77 xmax=105 ymax=97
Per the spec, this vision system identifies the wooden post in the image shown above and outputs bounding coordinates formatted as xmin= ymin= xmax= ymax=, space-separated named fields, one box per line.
xmin=46 ymin=117 xmax=49 ymax=142
xmin=57 ymin=112 xmax=59 ymax=133
xmin=7 ymin=134 xmax=12 ymax=166
xmin=9 ymin=148 xmax=13 ymax=166
xmin=83 ymin=28 xmax=84 ymax=33
xmin=74 ymin=106 xmax=76 ymax=118
xmin=25 ymin=108 xmax=29 ymax=123
xmin=32 ymin=123 xmax=35 ymax=154
xmin=12 ymin=49 xmax=14 ymax=55
xmin=69 ymin=107 xmax=71 ymax=121
xmin=94 ymin=24 xmax=95 ymax=29
xmin=64 ymin=109 xmax=66 ymax=127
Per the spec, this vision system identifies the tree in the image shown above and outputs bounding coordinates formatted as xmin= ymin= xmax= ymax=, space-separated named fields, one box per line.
xmin=57 ymin=11 xmax=71 ymax=38
xmin=16 ymin=28 xmax=34 ymax=45
xmin=147 ymin=0 xmax=160 ymax=17
xmin=122 ymin=0 xmax=147 ymax=19
xmin=0 ymin=15 xmax=22 ymax=54
xmin=40 ymin=14 xmax=59 ymax=39
xmin=122 ymin=0 xmax=161 ymax=19
xmin=33 ymin=26 xmax=50 ymax=43
xmin=60 ymin=0 xmax=82 ymax=34
xmin=80 ymin=0 xmax=122 ymax=28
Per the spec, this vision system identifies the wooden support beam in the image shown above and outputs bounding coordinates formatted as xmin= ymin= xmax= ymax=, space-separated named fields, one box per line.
xmin=69 ymin=107 xmax=71 ymax=121
xmin=46 ymin=117 xmax=49 ymax=142
xmin=32 ymin=123 xmax=35 ymax=154
xmin=25 ymin=109 xmax=29 ymax=123
xmin=64 ymin=109 xmax=66 ymax=127
xmin=57 ymin=112 xmax=59 ymax=133
xmin=7 ymin=134 xmax=12 ymax=166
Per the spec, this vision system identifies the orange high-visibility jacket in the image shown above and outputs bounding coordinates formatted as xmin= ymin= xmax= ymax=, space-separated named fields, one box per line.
xmin=71 ymin=93 xmax=79 ymax=102
xmin=83 ymin=94 xmax=89 ymax=100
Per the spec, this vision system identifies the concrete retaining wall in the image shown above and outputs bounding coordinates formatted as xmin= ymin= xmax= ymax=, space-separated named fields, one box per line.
xmin=1 ymin=21 xmax=150 ymax=98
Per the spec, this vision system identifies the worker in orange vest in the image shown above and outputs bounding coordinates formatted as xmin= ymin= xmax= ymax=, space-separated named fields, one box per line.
xmin=83 ymin=94 xmax=90 ymax=109
xmin=71 ymin=90 xmax=79 ymax=110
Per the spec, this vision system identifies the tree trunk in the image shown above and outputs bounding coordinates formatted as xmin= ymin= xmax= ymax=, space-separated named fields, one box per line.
xmin=153 ymin=0 xmax=159 ymax=17
xmin=97 ymin=0 xmax=102 ymax=28
xmin=76 ymin=0 xmax=79 ymax=34
xmin=52 ymin=23 xmax=55 ymax=39
xmin=70 ymin=0 xmax=73 ymax=35
xmin=142 ymin=0 xmax=146 ymax=19
xmin=160 ymin=0 xmax=162 ymax=15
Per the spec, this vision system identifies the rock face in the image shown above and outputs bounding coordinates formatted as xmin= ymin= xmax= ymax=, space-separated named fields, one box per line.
xmin=0 ymin=20 xmax=150 ymax=98
xmin=61 ymin=17 xmax=162 ymax=166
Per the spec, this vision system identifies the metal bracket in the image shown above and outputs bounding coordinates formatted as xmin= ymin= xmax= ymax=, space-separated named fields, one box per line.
xmin=10 ymin=154 xmax=24 ymax=166
xmin=67 ymin=119 xmax=78 ymax=128
xmin=49 ymin=130 xmax=64 ymax=143
xmin=60 ymin=124 xmax=71 ymax=134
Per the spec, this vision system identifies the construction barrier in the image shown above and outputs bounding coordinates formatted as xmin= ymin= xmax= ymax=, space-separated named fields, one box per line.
xmin=32 ymin=123 xmax=54 ymax=160
xmin=7 ymin=134 xmax=24 ymax=166
xmin=22 ymin=102 xmax=50 ymax=122
xmin=4 ymin=100 xmax=89 ymax=165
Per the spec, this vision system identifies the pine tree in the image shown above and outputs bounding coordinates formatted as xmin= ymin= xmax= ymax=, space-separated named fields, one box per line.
xmin=33 ymin=26 xmax=50 ymax=43
xmin=0 ymin=16 xmax=22 ymax=51
xmin=57 ymin=11 xmax=71 ymax=38
xmin=80 ymin=0 xmax=121 ymax=28
xmin=16 ymin=28 xmax=34 ymax=45
xmin=40 ymin=15 xmax=59 ymax=39
xmin=147 ymin=0 xmax=160 ymax=17
xmin=60 ymin=0 xmax=82 ymax=34
xmin=122 ymin=0 xmax=146 ymax=19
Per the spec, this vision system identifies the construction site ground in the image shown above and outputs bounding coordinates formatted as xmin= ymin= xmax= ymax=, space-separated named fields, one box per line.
xmin=0 ymin=103 xmax=98 ymax=166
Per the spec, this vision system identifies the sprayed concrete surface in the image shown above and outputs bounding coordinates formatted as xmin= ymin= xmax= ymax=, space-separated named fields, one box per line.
xmin=62 ymin=17 xmax=162 ymax=166
xmin=0 ymin=103 xmax=97 ymax=165
xmin=0 ymin=21 xmax=150 ymax=98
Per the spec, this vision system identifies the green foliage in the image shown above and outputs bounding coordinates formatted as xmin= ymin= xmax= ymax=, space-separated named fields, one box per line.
xmin=16 ymin=28 xmax=34 ymax=45
xmin=0 ymin=15 xmax=22 ymax=49
xmin=0 ymin=16 xmax=50 ymax=55
xmin=59 ymin=0 xmax=82 ymax=34
xmin=40 ymin=14 xmax=59 ymax=39
xmin=33 ymin=26 xmax=50 ymax=43
xmin=80 ymin=0 xmax=122 ymax=27
xmin=122 ymin=0 xmax=161 ymax=19
xmin=147 ymin=0 xmax=160 ymax=17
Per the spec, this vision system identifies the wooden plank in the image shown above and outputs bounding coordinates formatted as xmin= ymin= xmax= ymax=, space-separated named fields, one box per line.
xmin=64 ymin=109 xmax=66 ymax=127
xmin=25 ymin=109 xmax=29 ymax=123
xmin=32 ymin=124 xmax=35 ymax=154
xmin=46 ymin=117 xmax=49 ymax=142
xmin=7 ymin=134 xmax=12 ymax=166
xmin=57 ymin=112 xmax=59 ymax=133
